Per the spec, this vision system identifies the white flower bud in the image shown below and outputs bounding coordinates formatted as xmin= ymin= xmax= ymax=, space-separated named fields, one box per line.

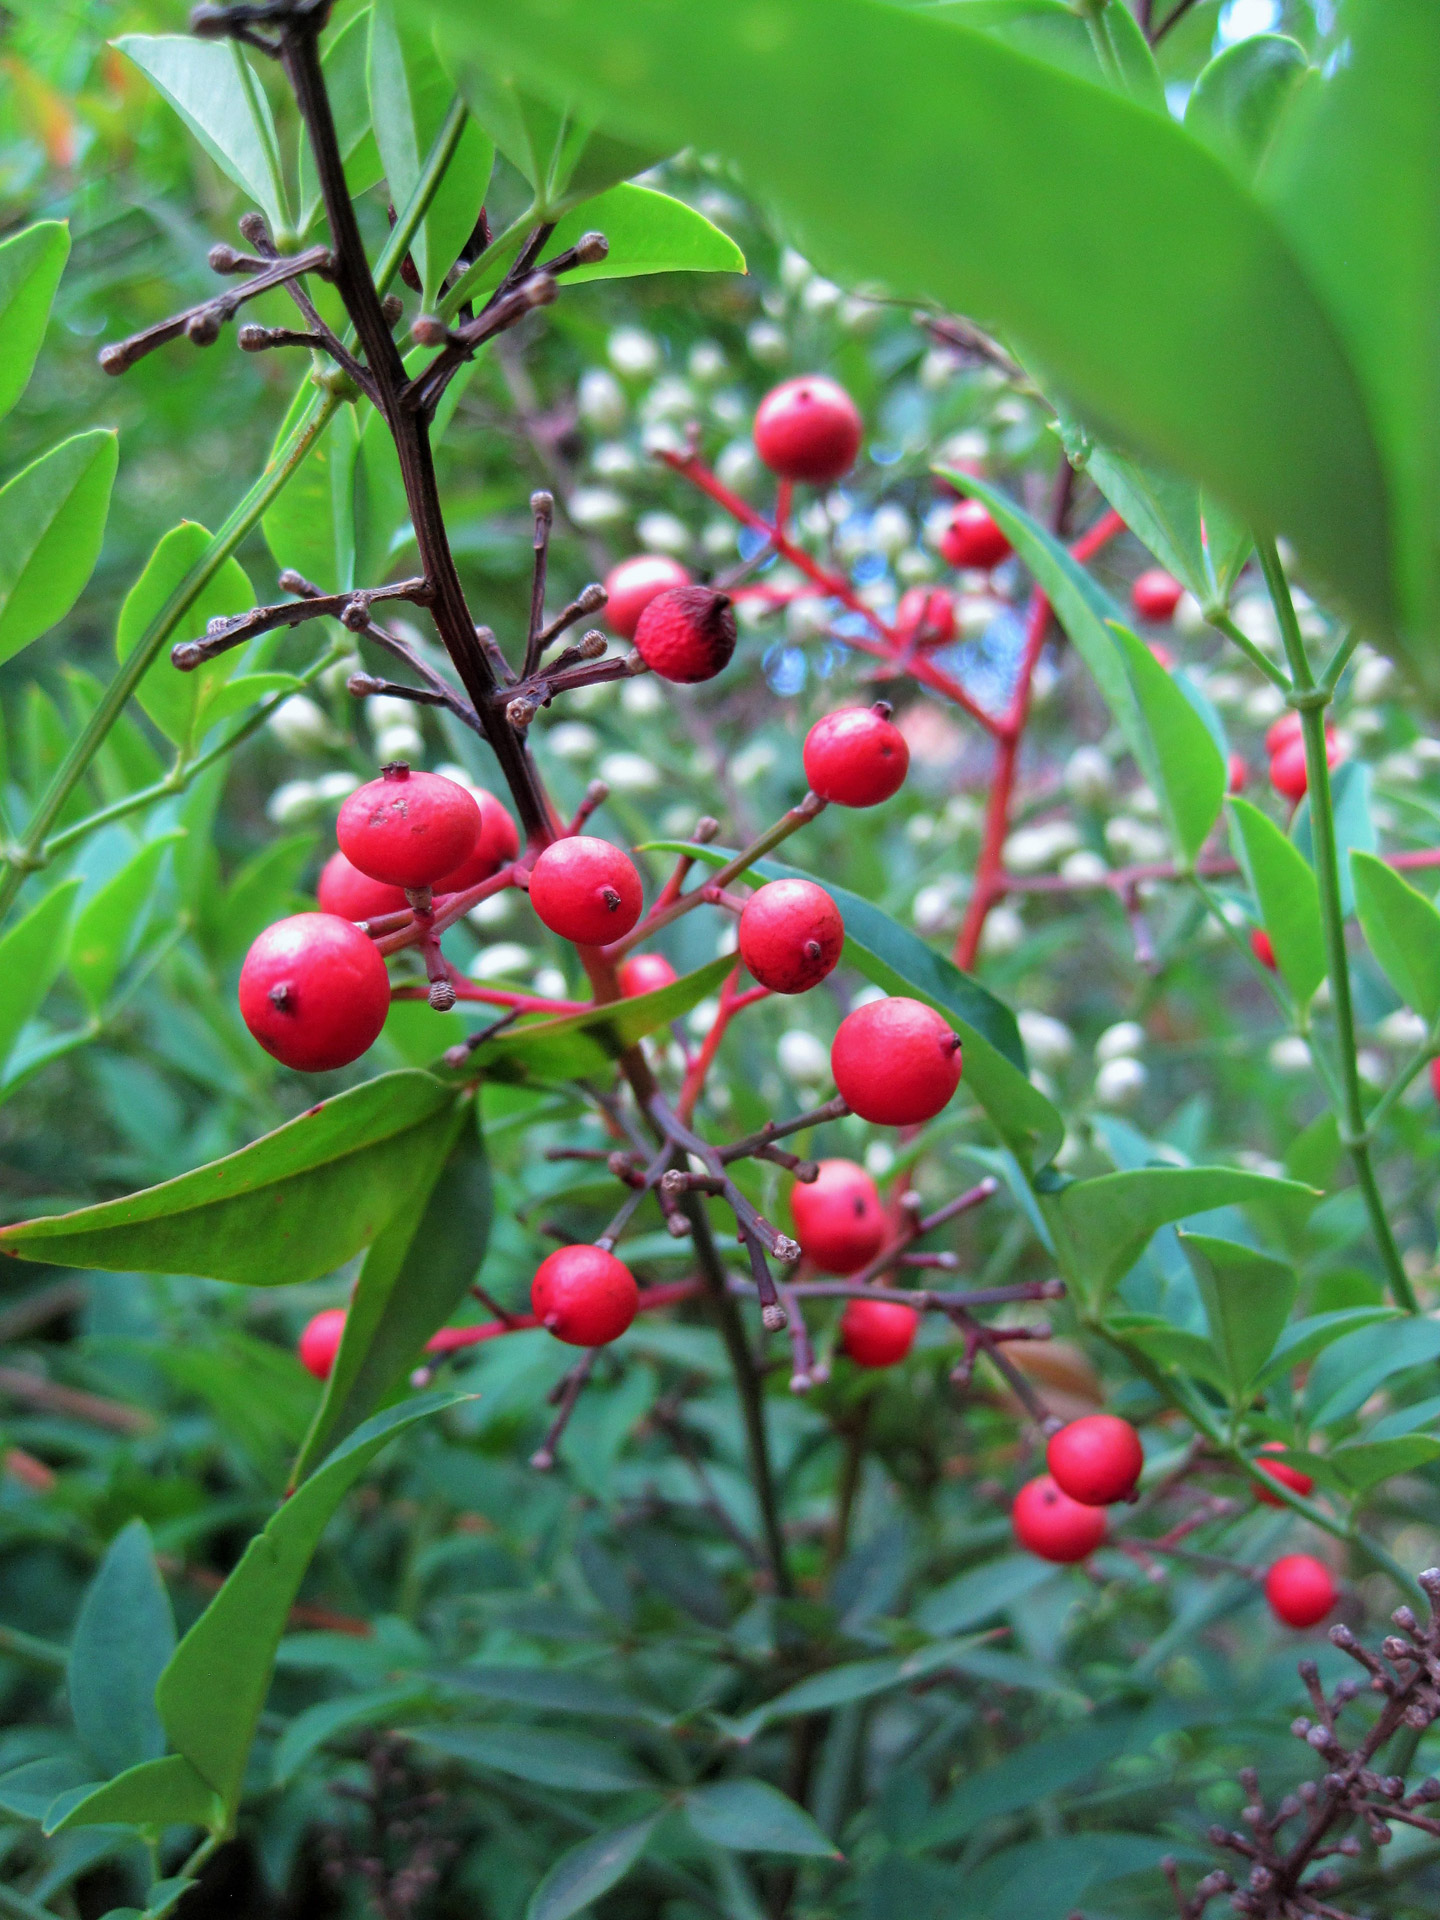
xmin=1378 ymin=1008 xmax=1427 ymax=1048
xmin=376 ymin=725 xmax=424 ymax=762
xmin=547 ymin=723 xmax=599 ymax=761
xmin=1352 ymin=651 xmax=1397 ymax=704
xmin=1204 ymin=671 xmax=1245 ymax=709
xmin=470 ymin=942 xmax=532 ymax=981
xmin=1268 ymin=1035 xmax=1312 ymax=1074
xmin=578 ymin=367 xmax=627 ymax=432
xmin=568 ymin=486 xmax=629 ymax=528
xmin=716 ymin=439 xmax=760 ymax=490
xmin=732 ymin=741 xmax=777 ymax=786
xmin=715 ymin=919 xmax=738 ymax=957
xmin=533 ymin=967 xmax=569 ymax=1001
xmin=777 ymin=1028 xmax=830 ymax=1085
xmin=979 ymin=905 xmax=1024 ymax=957
xmin=266 ymin=778 xmax=319 ymax=824
xmin=896 ymin=548 xmax=935 ymax=584
xmin=591 ymin=441 xmax=639 ymax=480
xmin=1232 ymin=591 xmax=1280 ymax=653
xmin=702 ymin=519 xmax=736 ymax=557
xmin=688 ymin=341 xmax=727 ymax=383
xmin=801 ymin=275 xmax=842 ymax=314
xmin=851 ymin=985 xmax=887 ymax=1011
xmin=607 ymin=327 xmax=660 ymax=377
xmin=267 ymin=693 xmax=333 ymax=753
xmin=636 ymin=510 xmax=691 ymax=556
xmin=1003 ymin=822 xmax=1081 ymax=874
xmin=1060 ymin=850 xmax=1109 ymax=885
xmin=1095 ymin=1056 xmax=1147 ymax=1109
xmin=870 ymin=504 xmax=912 ymax=556
xmin=906 ymin=814 xmax=936 ymax=845
xmin=1096 ymin=1021 xmax=1145 ymax=1064
xmin=1174 ymin=590 xmax=1206 ymax=635
xmin=1243 ymin=682 xmax=1288 ymax=725
xmin=641 ymin=375 xmax=697 ymax=423
xmin=1064 ymin=745 xmax=1113 ymax=807
xmin=314 ymin=770 xmax=360 ymax=802
xmin=864 ymin=1140 xmax=895 ymax=1177
xmin=746 ymin=320 xmax=788 ymax=365
xmin=1357 ymin=1049 xmax=1389 ymax=1089
xmin=468 ymin=891 xmax=513 ymax=928
xmin=622 ymin=678 xmax=664 ymax=716
xmin=1018 ymin=1010 xmax=1075 ymax=1069
xmin=640 ymin=422 xmax=687 ymax=459
xmin=779 ymin=247 xmax=812 ymax=292
xmin=599 ymin=751 xmax=660 ymax=793
xmin=920 ymin=348 xmax=963 ymax=390
xmin=912 ymin=884 xmax=958 ymax=936
xmin=840 ymin=295 xmax=882 ymax=333
xmin=1413 ymin=737 xmax=1440 ymax=766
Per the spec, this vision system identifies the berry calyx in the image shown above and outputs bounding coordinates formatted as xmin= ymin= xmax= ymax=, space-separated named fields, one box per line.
xmin=753 ymin=374 xmax=862 ymax=485
xmin=1264 ymin=1553 xmax=1337 ymax=1628
xmin=790 ymin=1159 xmax=887 ymax=1274
xmin=531 ymin=1244 xmax=639 ymax=1346
xmin=831 ymin=996 xmax=962 ymax=1127
xmin=337 ymin=764 xmax=481 ymax=889
xmin=316 ymin=850 xmax=408 ymax=922
xmin=633 ymin=585 xmax=737 ymax=683
xmin=1131 ymin=568 xmax=1183 ymax=624
xmin=841 ymin=1296 xmax=919 ymax=1368
xmin=738 ymin=878 xmax=844 ymax=995
xmin=1251 ymin=928 xmax=1277 ymax=971
xmin=603 ymin=554 xmax=692 ymax=640
xmin=434 ymin=787 xmax=519 ymax=895
xmin=939 ymin=499 xmax=1012 ymax=571
xmin=1253 ymin=1441 xmax=1314 ymax=1507
xmin=298 ymin=1307 xmax=346 ymax=1381
xmin=1046 ymin=1414 xmax=1143 ymax=1506
xmin=894 ymin=586 xmax=956 ymax=650
xmin=1012 ymin=1474 xmax=1107 ymax=1563
xmin=238 ymin=912 xmax=391 ymax=1072
xmin=803 ymin=706 xmax=909 ymax=807
xmin=619 ymin=952 xmax=678 ymax=998
xmin=529 ymin=836 xmax=643 ymax=945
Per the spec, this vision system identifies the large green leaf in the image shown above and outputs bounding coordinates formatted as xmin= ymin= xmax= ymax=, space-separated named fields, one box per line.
xmin=1351 ymin=850 xmax=1440 ymax=1024
xmin=1112 ymin=624 xmax=1225 ymax=864
xmin=525 ymin=1815 xmax=659 ymax=1920
xmin=0 ymin=431 xmax=117 ymax=667
xmin=0 ymin=880 xmax=80 ymax=1078
xmin=415 ymin=0 xmax=1393 ymax=642
xmin=0 ymin=1070 xmax=461 ymax=1283
xmin=1227 ymin=797 xmax=1324 ymax=1005
xmin=116 ymin=522 xmax=257 ymax=751
xmin=0 ymin=221 xmax=69 ymax=423
xmin=44 ymin=1755 xmax=218 ymax=1839
xmin=67 ymin=1521 xmax=175 ymax=1782
xmin=409 ymin=1724 xmax=650 ymax=1792
xmin=684 ymin=1779 xmax=840 ymax=1858
xmin=1180 ymin=1232 xmax=1297 ymax=1404
xmin=1185 ymin=35 xmax=1309 ymax=182
xmin=68 ymin=834 xmax=183 ymax=1014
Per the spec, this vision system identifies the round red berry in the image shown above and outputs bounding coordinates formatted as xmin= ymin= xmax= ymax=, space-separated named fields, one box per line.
xmin=831 ymin=997 xmax=962 ymax=1127
xmin=1265 ymin=1553 xmax=1337 ymax=1628
xmin=1254 ymin=1441 xmax=1314 ymax=1507
xmin=529 ymin=836 xmax=643 ymax=946
xmin=1269 ymin=727 xmax=1342 ymax=804
xmin=841 ymin=1296 xmax=918 ymax=1368
xmin=1431 ymin=1057 xmax=1440 ymax=1103
xmin=531 ymin=1244 xmax=639 ymax=1346
xmin=1012 ymin=1474 xmax=1108 ymax=1563
xmin=238 ymin=912 xmax=391 ymax=1072
xmin=316 ymin=850 xmax=408 ymax=922
xmin=1265 ymin=712 xmax=1303 ymax=758
xmin=434 ymin=788 xmax=519 ymax=894
xmin=1131 ymin=568 xmax=1183 ymax=624
xmin=1251 ymin=928 xmax=1277 ymax=971
xmin=633 ymin=585 xmax=737 ymax=683
xmin=1046 ymin=1415 xmax=1144 ymax=1507
xmin=790 ymin=1159 xmax=888 ymax=1275
xmin=603 ymin=554 xmax=692 ymax=640
xmin=738 ymin=879 xmax=844 ymax=995
xmin=939 ymin=500 xmax=1011 ymax=571
xmin=753 ymin=374 xmax=862 ymax=485
xmin=1227 ymin=753 xmax=1249 ymax=794
xmin=337 ymin=764 xmax=481 ymax=890
xmin=298 ymin=1307 xmax=346 ymax=1381
xmin=803 ymin=707 xmax=909 ymax=808
xmin=619 ymin=953 xmax=678 ymax=997
xmin=894 ymin=586 xmax=955 ymax=650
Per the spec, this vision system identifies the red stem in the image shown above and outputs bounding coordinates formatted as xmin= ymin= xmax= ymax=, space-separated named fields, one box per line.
xmin=676 ymin=965 xmax=770 ymax=1123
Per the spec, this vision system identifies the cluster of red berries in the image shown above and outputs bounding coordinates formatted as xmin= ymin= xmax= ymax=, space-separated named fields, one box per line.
xmin=786 ymin=1159 xmax=919 ymax=1367
xmin=1265 ymin=709 xmax=1341 ymax=804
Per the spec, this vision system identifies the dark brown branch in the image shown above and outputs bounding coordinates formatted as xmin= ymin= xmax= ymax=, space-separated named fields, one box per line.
xmin=100 ymin=243 xmax=334 ymax=374
xmin=346 ymin=672 xmax=451 ymax=709
xmin=717 ymin=1095 xmax=850 ymax=1164
xmin=536 ymin=582 xmax=608 ymax=653
xmin=407 ymin=273 xmax=559 ymax=419
xmin=523 ymin=490 xmax=553 ymax=679
xmin=170 ymin=577 xmax=431 ymax=670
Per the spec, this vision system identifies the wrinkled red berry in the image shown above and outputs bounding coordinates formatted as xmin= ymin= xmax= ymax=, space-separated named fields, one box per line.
xmin=435 ymin=787 xmax=519 ymax=894
xmin=1265 ymin=1553 xmax=1337 ymax=1628
xmin=337 ymin=764 xmax=481 ymax=889
xmin=803 ymin=707 xmax=909 ymax=807
xmin=1251 ymin=928 xmax=1277 ymax=970
xmin=532 ymin=1244 xmax=639 ymax=1346
xmin=1254 ymin=1441 xmax=1314 ymax=1507
xmin=841 ymin=1296 xmax=919 ymax=1368
xmin=1228 ymin=753 xmax=1249 ymax=794
xmin=790 ymin=1159 xmax=888 ymax=1275
xmin=298 ymin=1307 xmax=346 ymax=1381
xmin=619 ymin=953 xmax=678 ymax=997
xmin=753 ymin=374 xmax=862 ymax=484
xmin=1012 ymin=1474 xmax=1107 ymax=1563
xmin=738 ymin=878 xmax=844 ymax=994
xmin=238 ymin=912 xmax=391 ymax=1072
xmin=831 ymin=996 xmax=962 ymax=1127
xmin=529 ymin=836 xmax=643 ymax=945
xmin=633 ymin=585 xmax=737 ymax=683
xmin=1046 ymin=1415 xmax=1143 ymax=1507
xmin=604 ymin=554 xmax=692 ymax=640
xmin=316 ymin=850 xmax=408 ymax=922
xmin=940 ymin=500 xmax=1011 ymax=571
xmin=1131 ymin=568 xmax=1183 ymax=624
xmin=894 ymin=586 xmax=955 ymax=650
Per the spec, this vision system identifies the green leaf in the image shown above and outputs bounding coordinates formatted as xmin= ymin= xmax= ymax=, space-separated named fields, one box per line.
xmin=43 ymin=1756 xmax=218 ymax=1838
xmin=293 ymin=1103 xmax=489 ymax=1480
xmin=720 ymin=1638 xmax=986 ymax=1743
xmin=685 ymin=1779 xmax=840 ymax=1859
xmin=1058 ymin=418 xmax=1210 ymax=606
xmin=206 ymin=830 xmax=317 ymax=965
xmin=440 ymin=1664 xmax=664 ymax=1724
xmin=0 ymin=1755 xmax=91 ymax=1822
xmin=1180 ymin=1232 xmax=1297 ymax=1404
xmin=0 ymin=1070 xmax=462 ymax=1283
xmin=1329 ymin=1433 xmax=1440 ymax=1494
xmin=914 ymin=1712 xmax=1148 ymax=1850
xmin=271 ymin=1685 xmax=430 ymax=1787
xmin=69 ymin=835 xmax=184 ymax=1014
xmin=156 ymin=1392 xmax=466 ymax=1818
xmin=0 ymin=431 xmax=117 ymax=667
xmin=916 ymin=1556 xmax=1054 ymax=1637
xmin=1103 ymin=1312 xmax=1228 ymax=1393
xmin=262 ymin=400 xmax=359 ymax=595
xmin=0 ymin=221 xmax=69 ymax=423
xmin=524 ymin=1814 xmax=659 ymax=1920
xmin=1351 ymin=851 xmax=1440 ymax=1024
xmin=1227 ymin=797 xmax=1324 ymax=1005
xmin=0 ymin=880 xmax=80 ymax=1077
xmin=116 ymin=522 xmax=256 ymax=751
xmin=538 ymin=183 xmax=744 ymax=283
xmin=1111 ymin=624 xmax=1225 ymax=863
xmin=1255 ymin=1306 xmax=1402 ymax=1387
xmin=1186 ymin=35 xmax=1308 ymax=181
xmin=1306 ymin=1316 xmax=1440 ymax=1428
xmin=115 ymin=36 xmax=287 ymax=233
xmin=409 ymin=1724 xmax=650 ymax=1792
xmin=299 ymin=9 xmax=386 ymax=231
xmin=68 ymin=1521 xmax=174 ymax=1781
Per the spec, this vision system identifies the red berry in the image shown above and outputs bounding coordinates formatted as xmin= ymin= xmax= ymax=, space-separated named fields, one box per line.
xmin=753 ymin=374 xmax=862 ymax=485
xmin=316 ymin=850 xmax=408 ymax=922
xmin=790 ymin=1159 xmax=888 ymax=1274
xmin=1046 ymin=1415 xmax=1144 ymax=1507
xmin=1012 ymin=1474 xmax=1108 ymax=1563
xmin=841 ymin=1296 xmax=919 ymax=1368
xmin=1269 ymin=740 xmax=1309 ymax=802
xmin=1131 ymin=568 xmax=1183 ymax=624
xmin=618 ymin=953 xmax=678 ymax=998
xmin=238 ymin=912 xmax=391 ymax=1072
xmin=803 ymin=707 xmax=909 ymax=808
xmin=1265 ymin=712 xmax=1303 ymax=758
xmin=738 ymin=878 xmax=844 ymax=995
xmin=298 ymin=1307 xmax=346 ymax=1381
xmin=831 ymin=996 xmax=962 ymax=1126
xmin=529 ymin=836 xmax=643 ymax=945
xmin=434 ymin=788 xmax=519 ymax=894
xmin=1431 ymin=1056 xmax=1440 ymax=1103
xmin=337 ymin=764 xmax=481 ymax=890
xmin=604 ymin=555 xmax=692 ymax=640
xmin=633 ymin=585 xmax=737 ymax=683
xmin=1227 ymin=753 xmax=1249 ymax=794
xmin=531 ymin=1244 xmax=639 ymax=1346
xmin=1251 ymin=928 xmax=1277 ymax=970
xmin=894 ymin=586 xmax=956 ymax=649
xmin=1254 ymin=1441 xmax=1314 ymax=1507
xmin=1265 ymin=1553 xmax=1337 ymax=1628
xmin=939 ymin=500 xmax=1012 ymax=571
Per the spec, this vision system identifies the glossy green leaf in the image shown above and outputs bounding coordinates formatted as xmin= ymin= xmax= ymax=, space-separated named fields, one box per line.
xmin=0 ymin=431 xmax=117 ymax=667
xmin=1112 ymin=624 xmax=1225 ymax=863
xmin=68 ymin=1521 xmax=174 ymax=1781
xmin=0 ymin=880 xmax=80 ymax=1077
xmin=1255 ymin=1305 xmax=1401 ymax=1387
xmin=410 ymin=1724 xmax=650 ymax=1792
xmin=271 ymin=1684 xmax=431 ymax=1787
xmin=157 ymin=1392 xmax=465 ymax=1817
xmin=1059 ymin=419 xmax=1208 ymax=604
xmin=263 ymin=401 xmax=359 ymax=595
xmin=116 ymin=522 xmax=256 ymax=751
xmin=0 ymin=1756 xmax=91 ymax=1823
xmin=1227 ymin=797 xmax=1324 ymax=1004
xmin=69 ymin=835 xmax=183 ymax=1014
xmin=914 ymin=1712 xmax=1148 ymax=1850
xmin=1103 ymin=1312 xmax=1227 ymax=1393
xmin=1351 ymin=851 xmax=1440 ymax=1024
xmin=440 ymin=1664 xmax=664 ymax=1724
xmin=0 ymin=221 xmax=69 ymax=423
xmin=1186 ymin=35 xmax=1308 ymax=181
xmin=0 ymin=1070 xmax=462 ymax=1283
xmin=205 ymin=830 xmax=316 ymax=966
xmin=299 ymin=8 xmax=386 ymax=230
xmin=525 ymin=1814 xmax=659 ymax=1920
xmin=720 ymin=1638 xmax=986 ymax=1743
xmin=1180 ymin=1232 xmax=1297 ymax=1403
xmin=44 ymin=1756 xmax=217 ymax=1838
xmin=916 ymin=1556 xmax=1054 ymax=1637
xmin=1330 ymin=1433 xmax=1440 ymax=1494
xmin=685 ymin=1779 xmax=840 ymax=1858
xmin=293 ymin=1103 xmax=489 ymax=1480
xmin=1306 ymin=1316 xmax=1440 ymax=1427
xmin=115 ymin=36 xmax=287 ymax=233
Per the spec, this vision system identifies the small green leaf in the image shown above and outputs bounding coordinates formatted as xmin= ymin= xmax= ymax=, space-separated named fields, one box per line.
xmin=43 ymin=1755 xmax=217 ymax=1837
xmin=271 ymin=1684 xmax=431 ymax=1787
xmin=116 ymin=36 xmax=287 ymax=232
xmin=685 ymin=1780 xmax=840 ymax=1858
xmin=68 ymin=1521 xmax=174 ymax=1781
xmin=916 ymin=1556 xmax=1054 ymax=1637
xmin=0 ymin=431 xmax=117 ymax=667
xmin=263 ymin=401 xmax=359 ymax=596
xmin=720 ymin=1638 xmax=986 ymax=1743
xmin=1058 ymin=417 xmax=1212 ymax=605
xmin=440 ymin=1663 xmax=664 ymax=1724
xmin=1104 ymin=1312 xmax=1228 ymax=1392
xmin=299 ymin=9 xmax=386 ymax=230
xmin=0 ymin=880 xmax=81 ymax=1077
xmin=409 ymin=1724 xmax=650 ymax=1792
xmin=1180 ymin=1232 xmax=1297 ymax=1403
xmin=1112 ymin=623 xmax=1225 ymax=863
xmin=69 ymin=835 xmax=184 ymax=1014
xmin=0 ymin=221 xmax=69 ymax=423
xmin=1186 ymin=35 xmax=1308 ymax=181
xmin=1329 ymin=1434 xmax=1440 ymax=1494
xmin=116 ymin=522 xmax=257 ymax=751
xmin=1351 ymin=851 xmax=1440 ymax=1023
xmin=1227 ymin=796 xmax=1324 ymax=1004
xmin=0 ymin=1755 xmax=91 ymax=1822
xmin=525 ymin=1814 xmax=659 ymax=1920
xmin=1306 ymin=1316 xmax=1440 ymax=1428
xmin=1255 ymin=1306 xmax=1402 ymax=1387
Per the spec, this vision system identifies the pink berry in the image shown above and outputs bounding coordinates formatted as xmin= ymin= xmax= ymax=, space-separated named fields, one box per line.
xmin=803 ymin=707 xmax=909 ymax=808
xmin=753 ymin=374 xmax=862 ymax=485
xmin=532 ymin=1245 xmax=639 ymax=1346
xmin=618 ymin=953 xmax=678 ymax=997
xmin=1046 ymin=1415 xmax=1144 ymax=1507
xmin=790 ymin=1160 xmax=888 ymax=1275
xmin=894 ymin=586 xmax=955 ymax=649
xmin=1253 ymin=1442 xmax=1314 ymax=1507
xmin=1265 ymin=712 xmax=1303 ymax=757
xmin=434 ymin=788 xmax=519 ymax=894
xmin=1012 ymin=1474 xmax=1107 ymax=1563
xmin=939 ymin=500 xmax=1011 ymax=571
xmin=633 ymin=585 xmax=737 ymax=683
xmin=831 ymin=997 xmax=962 ymax=1127
xmin=529 ymin=836 xmax=643 ymax=945
xmin=603 ymin=555 xmax=691 ymax=641
xmin=238 ymin=913 xmax=391 ymax=1072
xmin=337 ymin=764 xmax=481 ymax=890
xmin=1131 ymin=568 xmax=1183 ymax=624
xmin=298 ymin=1307 xmax=346 ymax=1381
xmin=316 ymin=850 xmax=408 ymax=922
xmin=1265 ymin=1554 xmax=1337 ymax=1628
xmin=1251 ymin=928 xmax=1277 ymax=971
xmin=1268 ymin=730 xmax=1341 ymax=804
xmin=841 ymin=1296 xmax=919 ymax=1368
xmin=738 ymin=878 xmax=844 ymax=994
xmin=1227 ymin=753 xmax=1249 ymax=794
